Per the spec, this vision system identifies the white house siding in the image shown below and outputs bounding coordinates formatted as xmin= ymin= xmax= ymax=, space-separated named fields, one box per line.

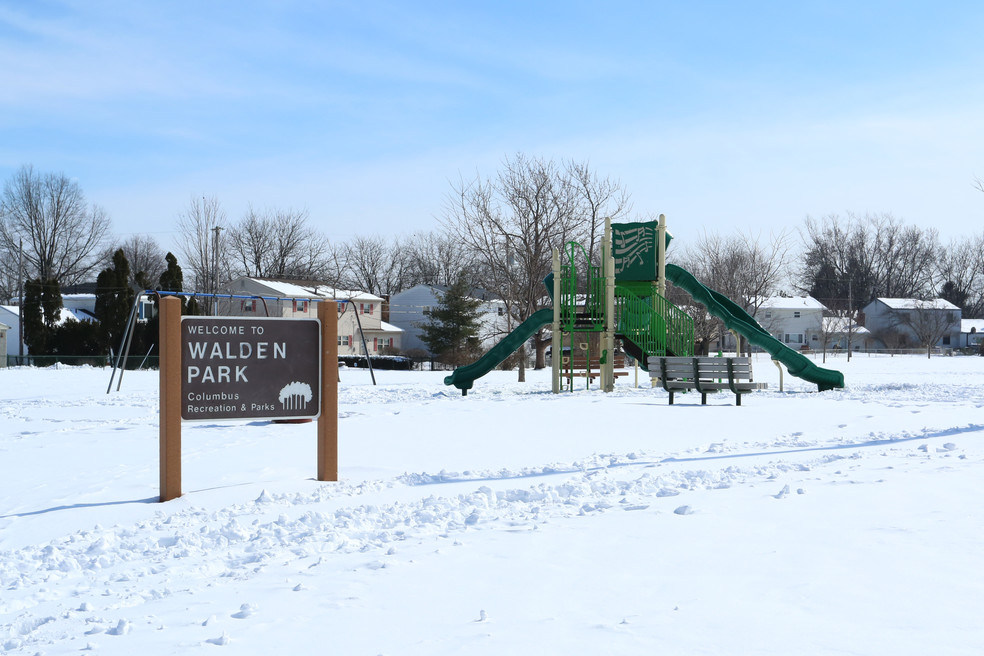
xmin=218 ymin=278 xmax=401 ymax=357
xmin=0 ymin=321 xmax=8 ymax=366
xmin=388 ymin=285 xmax=440 ymax=354
xmin=0 ymin=306 xmax=22 ymax=357
xmin=389 ymin=284 xmax=510 ymax=356
xmin=754 ymin=296 xmax=827 ymax=350
xmin=959 ymin=319 xmax=984 ymax=349
xmin=861 ymin=298 xmax=961 ymax=349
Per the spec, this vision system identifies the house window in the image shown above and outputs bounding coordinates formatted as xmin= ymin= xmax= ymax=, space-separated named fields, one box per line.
xmin=793 ymin=311 xmax=801 ymax=318
xmin=241 ymin=299 xmax=257 ymax=312
xmin=784 ymin=333 xmax=803 ymax=345
xmin=293 ymin=299 xmax=308 ymax=313
xmin=497 ymin=307 xmax=504 ymax=316
xmin=337 ymin=301 xmax=346 ymax=313
xmin=360 ymin=303 xmax=373 ymax=315
xmin=337 ymin=335 xmax=351 ymax=346
xmin=764 ymin=311 xmax=772 ymax=319
xmin=942 ymin=335 xmax=951 ymax=346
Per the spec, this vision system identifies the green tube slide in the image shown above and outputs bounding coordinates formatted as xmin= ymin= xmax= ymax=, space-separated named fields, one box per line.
xmin=665 ymin=264 xmax=844 ymax=391
xmin=444 ymin=308 xmax=555 ymax=395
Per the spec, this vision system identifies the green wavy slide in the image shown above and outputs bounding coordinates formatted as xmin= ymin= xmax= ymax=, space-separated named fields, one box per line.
xmin=665 ymin=263 xmax=844 ymax=391
xmin=445 ymin=308 xmax=555 ymax=394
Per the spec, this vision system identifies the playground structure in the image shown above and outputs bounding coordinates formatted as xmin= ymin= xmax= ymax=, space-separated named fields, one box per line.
xmin=445 ymin=215 xmax=845 ymax=395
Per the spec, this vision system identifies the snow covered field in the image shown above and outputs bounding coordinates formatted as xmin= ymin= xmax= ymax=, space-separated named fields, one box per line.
xmin=2 ymin=354 xmax=983 ymax=655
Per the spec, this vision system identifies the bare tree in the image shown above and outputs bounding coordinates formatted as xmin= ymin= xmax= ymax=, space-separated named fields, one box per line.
xmin=228 ymin=206 xmax=338 ymax=281
xmin=800 ymin=212 xmax=938 ymax=311
xmin=897 ymin=301 xmax=959 ymax=358
xmin=402 ymin=230 xmax=476 ymax=288
xmin=109 ymin=234 xmax=166 ymax=290
xmin=567 ymin=160 xmax=632 ymax=260
xmin=682 ymin=229 xmax=792 ymax=316
xmin=339 ymin=234 xmax=414 ymax=296
xmin=443 ymin=154 xmax=623 ymax=378
xmin=176 ymin=196 xmax=227 ymax=313
xmin=678 ymin=229 xmax=792 ymax=355
xmin=0 ymin=165 xmax=111 ymax=286
xmin=935 ymin=233 xmax=984 ymax=319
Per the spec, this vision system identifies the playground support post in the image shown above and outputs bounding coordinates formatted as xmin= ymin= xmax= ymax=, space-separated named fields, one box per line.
xmin=551 ymin=248 xmax=561 ymax=394
xmin=657 ymin=214 xmax=667 ymax=297
xmin=602 ymin=218 xmax=615 ymax=392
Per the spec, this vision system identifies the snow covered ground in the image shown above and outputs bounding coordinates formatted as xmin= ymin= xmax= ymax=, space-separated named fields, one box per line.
xmin=1 ymin=354 xmax=983 ymax=655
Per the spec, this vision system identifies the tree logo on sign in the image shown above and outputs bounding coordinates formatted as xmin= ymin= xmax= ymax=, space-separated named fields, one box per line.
xmin=279 ymin=381 xmax=314 ymax=410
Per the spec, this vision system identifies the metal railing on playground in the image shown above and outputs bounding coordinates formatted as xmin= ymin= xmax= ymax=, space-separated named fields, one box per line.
xmin=558 ymin=245 xmax=605 ymax=333
xmin=615 ymin=285 xmax=694 ymax=358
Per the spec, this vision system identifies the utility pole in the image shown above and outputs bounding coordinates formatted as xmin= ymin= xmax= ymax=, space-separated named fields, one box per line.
xmin=212 ymin=225 xmax=223 ymax=316
xmin=847 ymin=280 xmax=853 ymax=362
xmin=18 ymin=239 xmax=24 ymax=361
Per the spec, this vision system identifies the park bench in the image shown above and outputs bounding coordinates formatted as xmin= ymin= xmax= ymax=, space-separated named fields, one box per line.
xmin=565 ymin=352 xmax=629 ymax=382
xmin=647 ymin=356 xmax=768 ymax=406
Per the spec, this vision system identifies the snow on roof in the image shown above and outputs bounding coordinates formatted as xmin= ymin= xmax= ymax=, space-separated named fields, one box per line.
xmin=822 ymin=316 xmax=871 ymax=334
xmin=757 ymin=296 xmax=826 ymax=310
xmin=246 ymin=278 xmax=383 ymax=302
xmin=876 ymin=298 xmax=959 ymax=311
xmin=379 ymin=321 xmax=403 ymax=333
xmin=962 ymin=319 xmax=984 ymax=333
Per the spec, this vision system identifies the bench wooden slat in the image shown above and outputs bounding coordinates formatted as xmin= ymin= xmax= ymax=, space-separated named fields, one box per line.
xmin=646 ymin=356 xmax=767 ymax=406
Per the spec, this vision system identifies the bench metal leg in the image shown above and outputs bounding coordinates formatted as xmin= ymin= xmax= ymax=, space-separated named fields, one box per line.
xmin=668 ymin=391 xmax=675 ymax=405
xmin=736 ymin=393 xmax=741 ymax=406
xmin=701 ymin=392 xmax=707 ymax=405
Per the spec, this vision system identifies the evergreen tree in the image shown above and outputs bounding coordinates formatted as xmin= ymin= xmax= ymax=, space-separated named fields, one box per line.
xmin=95 ymin=249 xmax=135 ymax=351
xmin=22 ymin=278 xmax=63 ymax=354
xmin=158 ymin=252 xmax=199 ymax=315
xmin=418 ymin=275 xmax=483 ymax=366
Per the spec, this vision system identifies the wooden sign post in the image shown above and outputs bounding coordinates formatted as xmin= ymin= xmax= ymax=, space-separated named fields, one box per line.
xmin=158 ymin=295 xmax=338 ymax=501
xmin=317 ymin=299 xmax=338 ymax=481
xmin=159 ymin=296 xmax=182 ymax=501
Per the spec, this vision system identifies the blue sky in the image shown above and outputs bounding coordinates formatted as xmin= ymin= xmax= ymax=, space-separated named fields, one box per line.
xmin=2 ymin=1 xmax=983 ymax=254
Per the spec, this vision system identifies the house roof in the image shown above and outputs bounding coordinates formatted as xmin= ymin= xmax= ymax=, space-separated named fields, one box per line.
xmin=962 ymin=319 xmax=984 ymax=334
xmin=822 ymin=317 xmax=871 ymax=334
xmin=241 ymin=278 xmax=383 ymax=303
xmin=757 ymin=295 xmax=826 ymax=310
xmin=875 ymin=298 xmax=959 ymax=311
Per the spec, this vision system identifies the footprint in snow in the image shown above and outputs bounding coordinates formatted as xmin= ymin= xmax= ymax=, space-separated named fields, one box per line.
xmin=206 ymin=632 xmax=231 ymax=646
xmin=673 ymin=505 xmax=693 ymax=516
xmin=231 ymin=603 xmax=256 ymax=619
xmin=773 ymin=484 xmax=790 ymax=499
xmin=107 ymin=619 xmax=130 ymax=636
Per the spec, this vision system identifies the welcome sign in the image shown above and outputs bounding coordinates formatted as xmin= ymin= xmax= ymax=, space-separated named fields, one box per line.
xmin=181 ymin=316 xmax=321 ymax=421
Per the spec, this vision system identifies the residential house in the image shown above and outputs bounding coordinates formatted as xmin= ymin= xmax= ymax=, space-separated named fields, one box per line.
xmin=0 ymin=321 xmax=8 ymax=366
xmin=861 ymin=298 xmax=961 ymax=350
xmin=218 ymin=277 xmax=402 ymax=356
xmin=820 ymin=316 xmax=873 ymax=352
xmin=958 ymin=319 xmax=984 ymax=350
xmin=388 ymin=284 xmax=509 ymax=356
xmin=0 ymin=305 xmax=22 ymax=358
xmin=755 ymin=295 xmax=827 ymax=350
xmin=62 ymin=294 xmax=98 ymax=323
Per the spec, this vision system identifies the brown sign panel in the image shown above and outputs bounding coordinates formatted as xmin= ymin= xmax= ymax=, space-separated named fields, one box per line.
xmin=181 ymin=316 xmax=321 ymax=421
